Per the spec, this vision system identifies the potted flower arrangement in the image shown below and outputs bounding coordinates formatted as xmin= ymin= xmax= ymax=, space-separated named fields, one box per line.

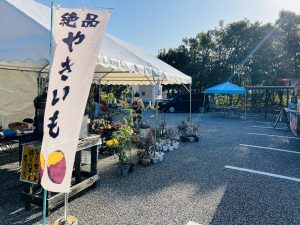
xmin=106 ymin=138 xmax=119 ymax=153
xmin=93 ymin=119 xmax=111 ymax=137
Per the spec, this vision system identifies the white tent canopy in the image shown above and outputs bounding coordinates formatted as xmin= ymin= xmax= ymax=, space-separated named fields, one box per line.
xmin=0 ymin=0 xmax=191 ymax=85
xmin=0 ymin=0 xmax=191 ymax=121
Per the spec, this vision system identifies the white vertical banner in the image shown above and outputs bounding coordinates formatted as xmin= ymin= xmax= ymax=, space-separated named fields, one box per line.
xmin=40 ymin=7 xmax=111 ymax=193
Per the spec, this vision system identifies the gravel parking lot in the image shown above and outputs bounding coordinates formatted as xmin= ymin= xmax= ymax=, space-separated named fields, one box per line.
xmin=1 ymin=113 xmax=299 ymax=225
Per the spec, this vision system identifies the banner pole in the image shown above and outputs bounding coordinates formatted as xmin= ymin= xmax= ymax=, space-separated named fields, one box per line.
xmin=42 ymin=1 xmax=54 ymax=224
xmin=42 ymin=189 xmax=47 ymax=225
xmin=64 ymin=193 xmax=68 ymax=222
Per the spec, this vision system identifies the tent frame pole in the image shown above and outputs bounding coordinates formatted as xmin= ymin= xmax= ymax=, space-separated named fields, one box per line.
xmin=202 ymin=94 xmax=206 ymax=113
xmin=189 ymin=83 xmax=192 ymax=122
xmin=244 ymin=93 xmax=247 ymax=120
xmin=154 ymin=79 xmax=160 ymax=156
xmin=182 ymin=83 xmax=192 ymax=122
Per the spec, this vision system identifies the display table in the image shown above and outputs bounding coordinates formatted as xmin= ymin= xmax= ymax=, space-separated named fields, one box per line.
xmin=20 ymin=135 xmax=101 ymax=215
xmin=0 ymin=132 xmax=32 ymax=165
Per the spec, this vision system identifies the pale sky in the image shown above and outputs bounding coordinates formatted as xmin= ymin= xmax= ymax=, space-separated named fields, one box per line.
xmin=38 ymin=0 xmax=300 ymax=55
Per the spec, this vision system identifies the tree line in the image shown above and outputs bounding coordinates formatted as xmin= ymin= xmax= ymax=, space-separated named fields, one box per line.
xmin=158 ymin=11 xmax=300 ymax=92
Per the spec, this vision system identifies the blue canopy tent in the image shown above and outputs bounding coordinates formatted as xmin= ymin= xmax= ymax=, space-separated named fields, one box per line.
xmin=204 ymin=82 xmax=247 ymax=119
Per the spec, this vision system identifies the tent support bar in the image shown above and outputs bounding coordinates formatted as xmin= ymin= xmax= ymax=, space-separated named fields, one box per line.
xmin=38 ymin=63 xmax=50 ymax=95
xmin=182 ymin=83 xmax=190 ymax=92
xmin=94 ymin=70 xmax=130 ymax=74
xmin=0 ymin=67 xmax=48 ymax=73
xmin=96 ymin=69 xmax=115 ymax=83
xmin=39 ymin=63 xmax=49 ymax=73
xmin=144 ymin=74 xmax=154 ymax=86
xmin=152 ymin=74 xmax=156 ymax=84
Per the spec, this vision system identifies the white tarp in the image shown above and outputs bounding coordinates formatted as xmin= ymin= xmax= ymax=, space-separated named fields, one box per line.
xmin=40 ymin=8 xmax=110 ymax=193
xmin=0 ymin=0 xmax=191 ymax=121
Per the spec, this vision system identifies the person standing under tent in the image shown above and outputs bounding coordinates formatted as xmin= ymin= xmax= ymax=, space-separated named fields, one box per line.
xmin=131 ymin=92 xmax=145 ymax=124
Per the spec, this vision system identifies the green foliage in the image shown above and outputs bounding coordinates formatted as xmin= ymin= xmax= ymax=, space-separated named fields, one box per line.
xmin=101 ymin=85 xmax=129 ymax=100
xmin=177 ymin=119 xmax=189 ymax=136
xmin=86 ymin=89 xmax=95 ymax=120
xmin=107 ymin=93 xmax=115 ymax=103
xmin=113 ymin=118 xmax=133 ymax=164
xmin=158 ymin=11 xmax=300 ymax=93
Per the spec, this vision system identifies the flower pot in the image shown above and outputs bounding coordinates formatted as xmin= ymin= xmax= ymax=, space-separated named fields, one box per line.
xmin=168 ymin=145 xmax=174 ymax=151
xmin=173 ymin=142 xmax=179 ymax=149
xmin=120 ymin=165 xmax=129 ymax=176
xmin=141 ymin=158 xmax=151 ymax=166
xmin=162 ymin=145 xmax=169 ymax=152
xmin=129 ymin=163 xmax=135 ymax=173
xmin=155 ymin=152 xmax=164 ymax=161
xmin=151 ymin=157 xmax=160 ymax=164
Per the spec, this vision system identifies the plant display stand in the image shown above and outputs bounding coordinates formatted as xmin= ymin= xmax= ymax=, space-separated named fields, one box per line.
xmin=21 ymin=135 xmax=101 ymax=216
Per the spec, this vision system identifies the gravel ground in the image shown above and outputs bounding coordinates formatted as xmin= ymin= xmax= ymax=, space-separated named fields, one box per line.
xmin=0 ymin=113 xmax=300 ymax=225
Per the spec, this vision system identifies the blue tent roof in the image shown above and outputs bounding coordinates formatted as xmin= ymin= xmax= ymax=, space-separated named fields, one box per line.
xmin=205 ymin=82 xmax=247 ymax=94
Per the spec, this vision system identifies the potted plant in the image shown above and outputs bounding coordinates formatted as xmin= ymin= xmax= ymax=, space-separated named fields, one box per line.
xmin=177 ymin=119 xmax=189 ymax=138
xmin=145 ymin=129 xmax=160 ymax=164
xmin=113 ymin=119 xmax=133 ymax=176
xmin=137 ymin=150 xmax=151 ymax=166
xmin=172 ymin=138 xmax=179 ymax=149
xmin=155 ymin=150 xmax=164 ymax=161
xmin=136 ymin=128 xmax=157 ymax=165
xmin=106 ymin=138 xmax=119 ymax=154
xmin=177 ymin=119 xmax=200 ymax=142
xmin=161 ymin=139 xmax=169 ymax=152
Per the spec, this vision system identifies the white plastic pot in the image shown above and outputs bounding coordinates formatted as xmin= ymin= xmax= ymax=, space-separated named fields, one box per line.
xmin=173 ymin=142 xmax=179 ymax=149
xmin=163 ymin=145 xmax=169 ymax=152
xmin=169 ymin=145 xmax=174 ymax=151
xmin=155 ymin=152 xmax=164 ymax=161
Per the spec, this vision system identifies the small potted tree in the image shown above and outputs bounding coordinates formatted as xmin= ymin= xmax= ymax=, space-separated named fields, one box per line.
xmin=113 ymin=120 xmax=133 ymax=176
xmin=177 ymin=119 xmax=199 ymax=142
